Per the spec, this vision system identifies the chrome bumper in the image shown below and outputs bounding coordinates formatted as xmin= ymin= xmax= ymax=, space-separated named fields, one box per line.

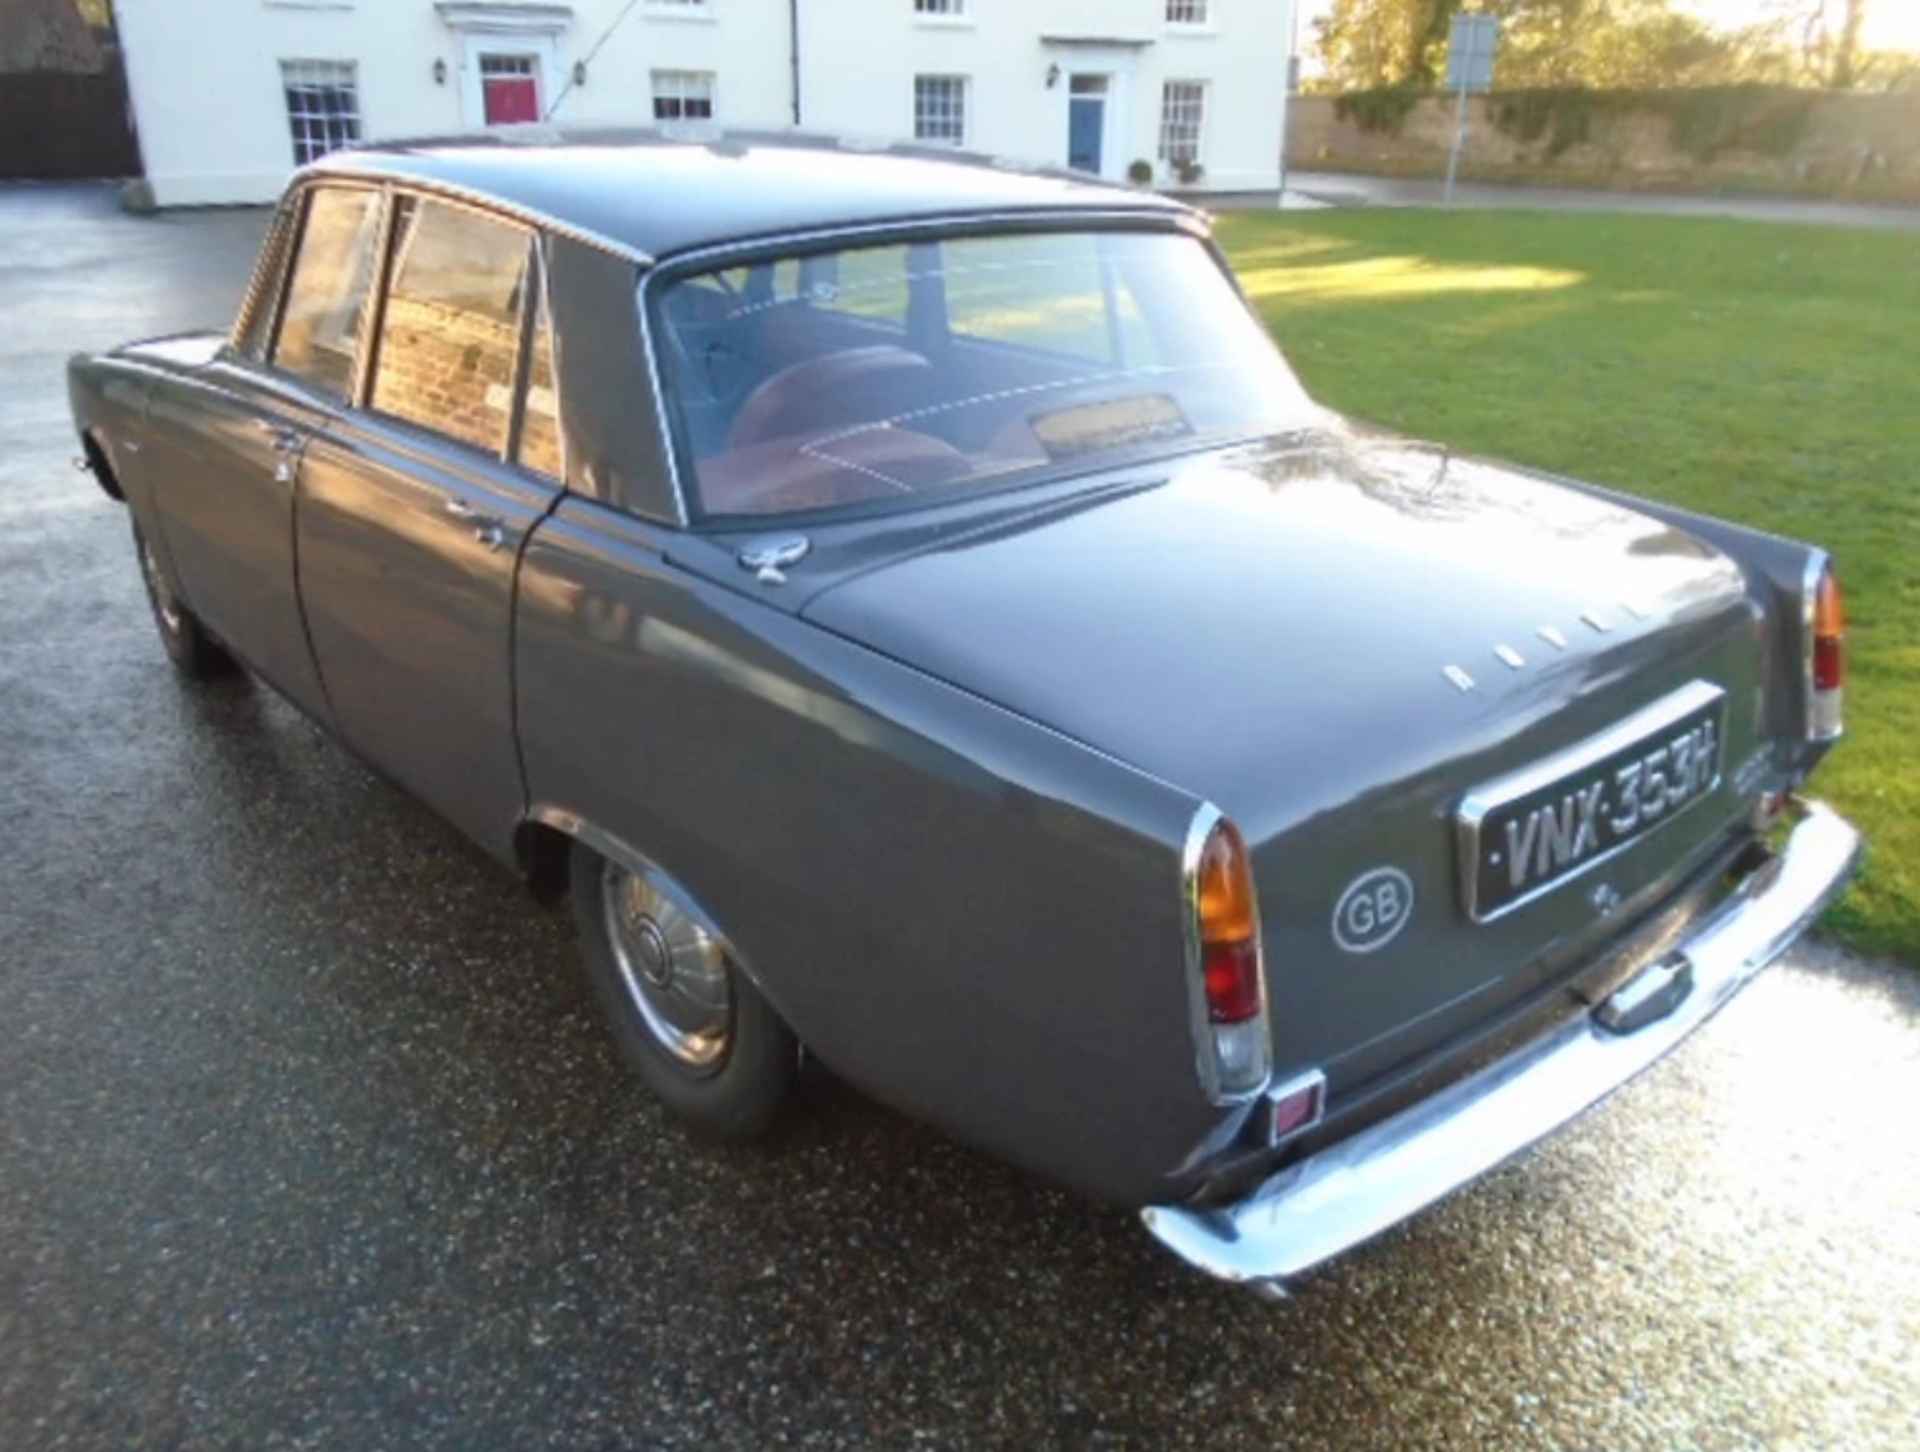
xmin=1142 ymin=798 xmax=1862 ymax=1293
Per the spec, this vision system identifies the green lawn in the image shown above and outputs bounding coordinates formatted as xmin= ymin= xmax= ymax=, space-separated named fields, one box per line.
xmin=1216 ymin=210 xmax=1919 ymax=965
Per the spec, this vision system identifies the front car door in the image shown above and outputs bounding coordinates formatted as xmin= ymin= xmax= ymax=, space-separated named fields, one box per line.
xmin=295 ymin=193 xmax=565 ymax=857
xmin=143 ymin=185 xmax=386 ymax=721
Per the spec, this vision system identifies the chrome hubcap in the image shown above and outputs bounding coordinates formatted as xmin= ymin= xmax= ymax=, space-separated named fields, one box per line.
xmin=601 ymin=863 xmax=732 ymax=1073
xmin=140 ymin=539 xmax=183 ymax=636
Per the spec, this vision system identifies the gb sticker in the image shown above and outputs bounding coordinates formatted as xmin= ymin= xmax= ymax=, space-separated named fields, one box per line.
xmin=1333 ymin=867 xmax=1415 ymax=954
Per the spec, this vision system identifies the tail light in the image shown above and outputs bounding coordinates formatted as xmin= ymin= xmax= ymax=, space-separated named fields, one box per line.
xmin=1185 ymin=808 xmax=1271 ymax=1100
xmin=1808 ymin=561 xmax=1844 ymax=740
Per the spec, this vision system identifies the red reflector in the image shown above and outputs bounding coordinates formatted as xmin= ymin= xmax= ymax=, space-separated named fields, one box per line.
xmin=1204 ymin=939 xmax=1261 ymax=1024
xmin=1271 ymin=1080 xmax=1324 ymax=1138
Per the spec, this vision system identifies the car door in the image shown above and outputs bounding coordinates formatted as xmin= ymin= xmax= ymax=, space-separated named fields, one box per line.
xmin=295 ymin=193 xmax=566 ymax=858
xmin=142 ymin=185 xmax=385 ymax=721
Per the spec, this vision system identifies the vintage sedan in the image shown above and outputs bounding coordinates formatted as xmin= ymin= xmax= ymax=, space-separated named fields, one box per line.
xmin=69 ymin=130 xmax=1860 ymax=1294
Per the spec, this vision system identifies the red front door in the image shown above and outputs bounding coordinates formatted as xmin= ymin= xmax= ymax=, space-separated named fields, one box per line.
xmin=482 ymin=64 xmax=540 ymax=125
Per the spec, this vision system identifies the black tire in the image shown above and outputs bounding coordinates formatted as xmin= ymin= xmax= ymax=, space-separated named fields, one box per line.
xmin=570 ymin=843 xmax=796 ymax=1141
xmin=132 ymin=520 xmax=235 ymax=679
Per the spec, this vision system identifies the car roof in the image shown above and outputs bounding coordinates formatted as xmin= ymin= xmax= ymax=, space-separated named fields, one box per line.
xmin=307 ymin=127 xmax=1200 ymax=263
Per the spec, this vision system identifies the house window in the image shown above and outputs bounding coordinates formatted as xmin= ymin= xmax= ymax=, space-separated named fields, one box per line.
xmin=647 ymin=0 xmax=710 ymax=10
xmin=480 ymin=54 xmax=542 ymax=126
xmin=281 ymin=60 xmax=361 ymax=167
xmin=913 ymin=75 xmax=966 ymax=146
xmin=1158 ymin=80 xmax=1206 ymax=163
xmin=1166 ymin=0 xmax=1210 ymax=24
xmin=915 ymin=0 xmax=965 ymax=14
xmin=652 ymin=70 xmax=715 ymax=120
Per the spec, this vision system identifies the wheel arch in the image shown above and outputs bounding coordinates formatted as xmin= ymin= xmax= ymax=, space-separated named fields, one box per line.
xmin=80 ymin=431 xmax=126 ymax=502
xmin=515 ymin=807 xmax=779 ymax=999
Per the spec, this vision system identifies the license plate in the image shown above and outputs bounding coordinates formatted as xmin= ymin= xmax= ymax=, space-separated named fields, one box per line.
xmin=1457 ymin=681 xmax=1727 ymax=922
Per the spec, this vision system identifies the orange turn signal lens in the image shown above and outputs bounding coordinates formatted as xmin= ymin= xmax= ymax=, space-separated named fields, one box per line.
xmin=1197 ymin=819 xmax=1257 ymax=947
xmin=1813 ymin=567 xmax=1845 ymax=693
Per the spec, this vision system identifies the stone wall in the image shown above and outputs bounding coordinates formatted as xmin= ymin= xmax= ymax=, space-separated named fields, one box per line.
xmin=1288 ymin=90 xmax=1920 ymax=198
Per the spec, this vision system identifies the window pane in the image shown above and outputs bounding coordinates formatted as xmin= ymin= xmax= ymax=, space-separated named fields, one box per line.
xmin=655 ymin=230 xmax=1313 ymax=519
xmin=272 ymin=187 xmax=382 ymax=400
xmin=942 ymin=234 xmax=1160 ymax=369
xmin=914 ymin=75 xmax=966 ymax=144
xmin=281 ymin=59 xmax=362 ymax=167
xmin=518 ymin=281 xmax=564 ymax=479
xmin=1159 ymin=81 xmax=1206 ymax=162
xmin=652 ymin=69 xmax=715 ymax=121
xmin=371 ymin=198 xmax=530 ymax=456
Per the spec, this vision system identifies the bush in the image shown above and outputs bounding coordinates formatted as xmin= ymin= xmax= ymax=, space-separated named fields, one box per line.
xmin=1172 ymin=157 xmax=1206 ymax=186
xmin=1127 ymin=158 xmax=1154 ymax=185
xmin=1334 ymin=84 xmax=1423 ymax=136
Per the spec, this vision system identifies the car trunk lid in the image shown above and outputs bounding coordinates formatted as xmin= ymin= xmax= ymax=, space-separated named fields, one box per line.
xmin=796 ymin=430 xmax=1767 ymax=1075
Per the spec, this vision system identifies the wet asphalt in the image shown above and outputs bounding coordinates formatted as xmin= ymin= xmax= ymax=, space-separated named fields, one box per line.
xmin=3 ymin=183 xmax=1918 ymax=1451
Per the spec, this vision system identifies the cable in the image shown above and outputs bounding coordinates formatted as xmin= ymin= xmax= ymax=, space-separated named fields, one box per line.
xmin=543 ymin=0 xmax=646 ymax=123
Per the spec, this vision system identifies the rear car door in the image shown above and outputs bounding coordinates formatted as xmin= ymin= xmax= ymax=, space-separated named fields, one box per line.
xmin=143 ymin=185 xmax=385 ymax=720
xmin=295 ymin=194 xmax=565 ymax=856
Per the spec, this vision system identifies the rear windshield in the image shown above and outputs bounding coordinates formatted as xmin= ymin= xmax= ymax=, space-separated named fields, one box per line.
xmin=650 ymin=228 xmax=1313 ymax=519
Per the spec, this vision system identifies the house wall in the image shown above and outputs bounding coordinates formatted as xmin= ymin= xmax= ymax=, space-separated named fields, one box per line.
xmin=799 ymin=0 xmax=1292 ymax=193
xmin=114 ymin=0 xmax=1292 ymax=208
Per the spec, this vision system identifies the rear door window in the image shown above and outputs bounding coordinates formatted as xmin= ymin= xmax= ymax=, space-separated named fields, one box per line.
xmin=369 ymin=197 xmax=533 ymax=457
xmin=272 ymin=187 xmax=384 ymax=400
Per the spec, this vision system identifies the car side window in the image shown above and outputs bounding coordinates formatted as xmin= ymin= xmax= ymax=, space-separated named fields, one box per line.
xmin=272 ymin=187 xmax=383 ymax=400
xmin=370 ymin=196 xmax=531 ymax=457
xmin=232 ymin=200 xmax=300 ymax=362
xmin=517 ymin=277 xmax=563 ymax=479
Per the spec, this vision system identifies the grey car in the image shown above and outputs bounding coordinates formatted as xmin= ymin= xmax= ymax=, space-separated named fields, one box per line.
xmin=67 ymin=130 xmax=1860 ymax=1295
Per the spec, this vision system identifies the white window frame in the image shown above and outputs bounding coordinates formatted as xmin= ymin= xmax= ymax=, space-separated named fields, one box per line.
xmin=651 ymin=68 xmax=716 ymax=121
xmin=1165 ymin=0 xmax=1211 ymax=26
xmin=1158 ymin=79 xmax=1207 ymax=165
xmin=913 ymin=74 xmax=968 ymax=147
xmin=914 ymin=0 xmax=966 ymax=16
xmin=280 ymin=59 xmax=362 ymax=167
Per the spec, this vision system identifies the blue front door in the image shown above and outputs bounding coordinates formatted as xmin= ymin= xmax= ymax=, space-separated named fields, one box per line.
xmin=1068 ymin=86 xmax=1105 ymax=175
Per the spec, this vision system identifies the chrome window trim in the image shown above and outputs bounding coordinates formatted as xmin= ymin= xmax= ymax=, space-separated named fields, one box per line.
xmin=1802 ymin=548 xmax=1843 ymax=743
xmin=1455 ymin=679 xmax=1729 ymax=924
xmin=1181 ymin=802 xmax=1272 ymax=1106
xmin=636 ymin=208 xmax=1218 ymax=527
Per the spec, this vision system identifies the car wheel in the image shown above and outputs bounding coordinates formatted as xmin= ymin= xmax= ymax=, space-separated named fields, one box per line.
xmin=133 ymin=521 xmax=234 ymax=679
xmin=571 ymin=845 xmax=796 ymax=1141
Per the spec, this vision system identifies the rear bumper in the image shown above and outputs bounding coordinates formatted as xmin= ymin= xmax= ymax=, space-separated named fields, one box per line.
xmin=1142 ymin=798 xmax=1862 ymax=1293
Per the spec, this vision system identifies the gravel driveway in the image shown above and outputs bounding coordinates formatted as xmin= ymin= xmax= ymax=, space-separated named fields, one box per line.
xmin=3 ymin=182 xmax=1918 ymax=1452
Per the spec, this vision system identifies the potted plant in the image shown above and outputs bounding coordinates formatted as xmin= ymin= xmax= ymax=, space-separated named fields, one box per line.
xmin=1127 ymin=158 xmax=1154 ymax=186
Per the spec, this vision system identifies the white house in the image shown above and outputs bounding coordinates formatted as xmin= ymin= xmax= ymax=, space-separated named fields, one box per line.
xmin=112 ymin=0 xmax=1294 ymax=207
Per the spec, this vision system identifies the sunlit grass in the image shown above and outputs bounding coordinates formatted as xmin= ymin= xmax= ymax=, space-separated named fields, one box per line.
xmin=1217 ymin=209 xmax=1920 ymax=965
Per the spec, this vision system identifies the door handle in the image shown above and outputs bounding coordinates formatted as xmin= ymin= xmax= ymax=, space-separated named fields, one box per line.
xmin=444 ymin=496 xmax=508 ymax=552
xmin=253 ymin=421 xmax=302 ymax=454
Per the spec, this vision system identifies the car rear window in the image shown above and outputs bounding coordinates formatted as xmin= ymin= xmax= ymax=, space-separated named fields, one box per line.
xmin=651 ymin=228 xmax=1313 ymax=520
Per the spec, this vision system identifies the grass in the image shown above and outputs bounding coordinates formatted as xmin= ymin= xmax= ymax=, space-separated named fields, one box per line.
xmin=1215 ymin=209 xmax=1920 ymax=964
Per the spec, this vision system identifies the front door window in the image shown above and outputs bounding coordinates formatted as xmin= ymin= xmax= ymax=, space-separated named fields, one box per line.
xmin=481 ymin=54 xmax=541 ymax=125
xmin=1068 ymin=75 xmax=1108 ymax=175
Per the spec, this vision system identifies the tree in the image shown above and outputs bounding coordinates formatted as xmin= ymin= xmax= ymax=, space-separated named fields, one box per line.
xmin=1310 ymin=0 xmax=1746 ymax=92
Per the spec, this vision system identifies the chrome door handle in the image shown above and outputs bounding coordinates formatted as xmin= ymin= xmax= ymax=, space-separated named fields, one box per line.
xmin=444 ymin=497 xmax=507 ymax=552
xmin=253 ymin=421 xmax=302 ymax=454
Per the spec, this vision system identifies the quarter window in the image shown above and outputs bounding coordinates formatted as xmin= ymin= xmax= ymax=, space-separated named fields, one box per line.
xmin=651 ymin=69 xmax=716 ymax=121
xmin=272 ymin=187 xmax=383 ymax=400
xmin=913 ymin=74 xmax=967 ymax=145
xmin=1159 ymin=80 xmax=1206 ymax=163
xmin=370 ymin=198 xmax=532 ymax=456
xmin=281 ymin=59 xmax=362 ymax=166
